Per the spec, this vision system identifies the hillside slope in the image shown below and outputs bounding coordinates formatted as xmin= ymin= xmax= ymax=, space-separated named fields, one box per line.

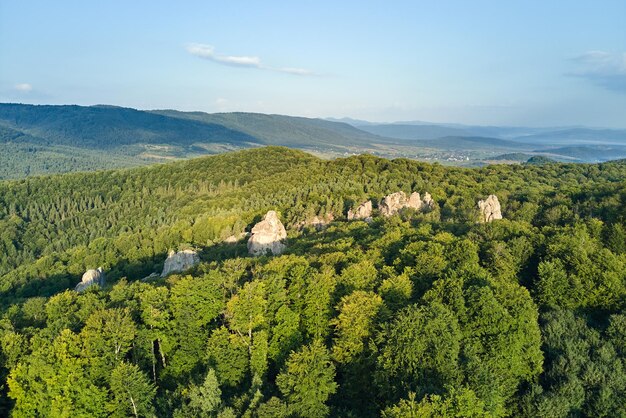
xmin=0 ymin=103 xmax=258 ymax=149
xmin=152 ymin=110 xmax=390 ymax=149
xmin=0 ymin=147 xmax=625 ymax=417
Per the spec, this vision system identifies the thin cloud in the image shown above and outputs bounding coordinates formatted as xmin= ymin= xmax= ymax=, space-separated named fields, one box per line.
xmin=570 ymin=51 xmax=626 ymax=93
xmin=186 ymin=43 xmax=315 ymax=76
xmin=14 ymin=83 xmax=33 ymax=92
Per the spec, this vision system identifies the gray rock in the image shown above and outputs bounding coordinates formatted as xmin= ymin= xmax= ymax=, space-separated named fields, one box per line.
xmin=75 ymin=267 xmax=105 ymax=292
xmin=347 ymin=201 xmax=373 ymax=221
xmin=478 ymin=194 xmax=503 ymax=223
xmin=248 ymin=210 xmax=287 ymax=256
xmin=161 ymin=249 xmax=200 ymax=277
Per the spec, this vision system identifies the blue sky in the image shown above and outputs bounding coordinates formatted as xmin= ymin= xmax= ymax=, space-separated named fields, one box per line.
xmin=1 ymin=1 xmax=625 ymax=127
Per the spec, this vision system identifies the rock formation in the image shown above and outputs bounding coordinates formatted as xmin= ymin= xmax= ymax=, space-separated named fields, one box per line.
xmin=408 ymin=192 xmax=422 ymax=209
xmin=161 ymin=249 xmax=200 ymax=277
xmin=347 ymin=201 xmax=373 ymax=221
xmin=422 ymin=192 xmax=435 ymax=211
xmin=478 ymin=194 xmax=503 ymax=223
xmin=379 ymin=191 xmax=424 ymax=216
xmin=248 ymin=210 xmax=287 ymax=256
xmin=379 ymin=191 xmax=435 ymax=216
xmin=75 ymin=267 xmax=105 ymax=292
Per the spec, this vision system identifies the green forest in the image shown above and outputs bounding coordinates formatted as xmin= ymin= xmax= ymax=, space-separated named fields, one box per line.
xmin=0 ymin=146 xmax=625 ymax=417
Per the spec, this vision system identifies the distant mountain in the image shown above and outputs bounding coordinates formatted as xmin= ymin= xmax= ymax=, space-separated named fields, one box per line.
xmin=0 ymin=103 xmax=257 ymax=149
xmin=348 ymin=120 xmax=558 ymax=139
xmin=536 ymin=145 xmax=626 ymax=162
xmin=151 ymin=110 xmax=389 ymax=149
xmin=356 ymin=124 xmax=475 ymax=140
xmin=1 ymin=103 xmax=624 ymax=180
xmin=0 ymin=103 xmax=399 ymax=179
xmin=515 ymin=128 xmax=626 ymax=145
xmin=323 ymin=117 xmax=379 ymax=126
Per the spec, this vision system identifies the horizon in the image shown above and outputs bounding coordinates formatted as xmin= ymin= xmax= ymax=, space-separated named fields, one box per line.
xmin=1 ymin=1 xmax=625 ymax=128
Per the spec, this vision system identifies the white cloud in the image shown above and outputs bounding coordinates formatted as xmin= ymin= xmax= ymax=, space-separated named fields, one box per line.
xmin=186 ymin=44 xmax=261 ymax=68
xmin=277 ymin=67 xmax=315 ymax=76
xmin=570 ymin=51 xmax=626 ymax=93
xmin=14 ymin=83 xmax=33 ymax=92
xmin=186 ymin=43 xmax=314 ymax=76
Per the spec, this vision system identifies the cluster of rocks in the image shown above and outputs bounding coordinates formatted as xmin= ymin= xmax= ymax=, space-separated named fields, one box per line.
xmin=247 ymin=210 xmax=287 ymax=256
xmin=161 ymin=249 xmax=200 ymax=277
xmin=77 ymin=195 xmax=503 ymax=286
xmin=347 ymin=201 xmax=373 ymax=222
xmin=346 ymin=191 xmax=436 ymax=221
xmin=477 ymin=194 xmax=502 ymax=223
xmin=379 ymin=191 xmax=435 ymax=216
xmin=75 ymin=267 xmax=106 ymax=292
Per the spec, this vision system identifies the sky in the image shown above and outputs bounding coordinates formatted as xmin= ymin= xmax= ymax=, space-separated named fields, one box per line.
xmin=1 ymin=1 xmax=625 ymax=127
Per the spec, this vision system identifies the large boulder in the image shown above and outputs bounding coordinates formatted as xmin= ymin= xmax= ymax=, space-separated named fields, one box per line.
xmin=161 ymin=249 xmax=200 ymax=277
xmin=347 ymin=201 xmax=373 ymax=221
xmin=248 ymin=210 xmax=287 ymax=256
xmin=478 ymin=194 xmax=503 ymax=223
xmin=75 ymin=267 xmax=105 ymax=292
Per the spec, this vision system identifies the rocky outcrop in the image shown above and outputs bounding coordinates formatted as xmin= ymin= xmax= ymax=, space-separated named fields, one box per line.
xmin=161 ymin=249 xmax=200 ymax=277
xmin=248 ymin=211 xmax=287 ymax=256
xmin=347 ymin=201 xmax=373 ymax=221
xmin=478 ymin=194 xmax=503 ymax=223
xmin=379 ymin=191 xmax=435 ymax=216
xmin=75 ymin=267 xmax=105 ymax=292
xmin=379 ymin=191 xmax=423 ymax=216
xmin=422 ymin=192 xmax=435 ymax=211
xmin=408 ymin=192 xmax=422 ymax=209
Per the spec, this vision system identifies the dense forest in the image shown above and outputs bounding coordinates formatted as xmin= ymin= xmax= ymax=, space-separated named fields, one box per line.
xmin=0 ymin=146 xmax=625 ymax=417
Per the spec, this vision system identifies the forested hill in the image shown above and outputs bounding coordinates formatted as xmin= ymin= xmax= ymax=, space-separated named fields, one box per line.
xmin=0 ymin=103 xmax=392 ymax=179
xmin=0 ymin=147 xmax=625 ymax=417
xmin=151 ymin=110 xmax=387 ymax=148
xmin=2 ymin=103 xmax=625 ymax=180
xmin=0 ymin=103 xmax=258 ymax=148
